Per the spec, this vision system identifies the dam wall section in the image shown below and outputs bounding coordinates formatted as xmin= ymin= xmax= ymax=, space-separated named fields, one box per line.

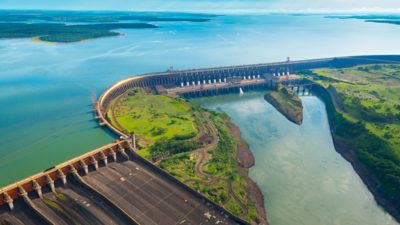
xmin=98 ymin=55 xmax=400 ymax=113
xmin=0 ymin=141 xmax=130 ymax=207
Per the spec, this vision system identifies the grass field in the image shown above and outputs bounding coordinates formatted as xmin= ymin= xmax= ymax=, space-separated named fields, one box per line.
xmin=308 ymin=64 xmax=400 ymax=148
xmin=107 ymin=88 xmax=197 ymax=144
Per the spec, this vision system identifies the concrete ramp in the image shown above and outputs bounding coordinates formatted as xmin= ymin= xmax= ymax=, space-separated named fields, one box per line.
xmin=82 ymin=158 xmax=238 ymax=225
xmin=0 ymin=153 xmax=245 ymax=225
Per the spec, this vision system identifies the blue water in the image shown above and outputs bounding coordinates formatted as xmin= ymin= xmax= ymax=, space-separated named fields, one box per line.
xmin=193 ymin=93 xmax=398 ymax=225
xmin=1 ymin=12 xmax=400 ymax=224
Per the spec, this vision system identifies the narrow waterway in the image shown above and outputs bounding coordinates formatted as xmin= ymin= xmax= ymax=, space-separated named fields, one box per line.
xmin=193 ymin=92 xmax=398 ymax=225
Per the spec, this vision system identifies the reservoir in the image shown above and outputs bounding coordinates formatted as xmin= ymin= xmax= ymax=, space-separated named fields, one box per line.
xmin=1 ymin=13 xmax=400 ymax=224
xmin=193 ymin=93 xmax=398 ymax=225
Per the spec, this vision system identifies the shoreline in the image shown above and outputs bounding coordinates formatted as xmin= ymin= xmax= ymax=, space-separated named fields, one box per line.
xmin=31 ymin=33 xmax=124 ymax=45
xmin=228 ymin=122 xmax=268 ymax=225
xmin=312 ymin=82 xmax=400 ymax=223
xmin=331 ymin=135 xmax=400 ymax=222
xmin=264 ymin=88 xmax=303 ymax=125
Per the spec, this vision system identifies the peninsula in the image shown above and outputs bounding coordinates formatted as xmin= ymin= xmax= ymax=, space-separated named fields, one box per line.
xmin=264 ymin=85 xmax=303 ymax=125
xmin=106 ymin=88 xmax=267 ymax=224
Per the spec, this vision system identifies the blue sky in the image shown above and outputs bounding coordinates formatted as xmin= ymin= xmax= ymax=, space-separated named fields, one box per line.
xmin=1 ymin=0 xmax=399 ymax=13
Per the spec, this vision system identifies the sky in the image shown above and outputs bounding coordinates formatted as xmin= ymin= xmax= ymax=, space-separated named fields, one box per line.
xmin=0 ymin=0 xmax=400 ymax=13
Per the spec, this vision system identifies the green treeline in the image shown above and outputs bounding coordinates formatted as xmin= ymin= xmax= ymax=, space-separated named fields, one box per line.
xmin=150 ymin=133 xmax=201 ymax=160
xmin=0 ymin=23 xmax=157 ymax=43
xmin=0 ymin=11 xmax=212 ymax=23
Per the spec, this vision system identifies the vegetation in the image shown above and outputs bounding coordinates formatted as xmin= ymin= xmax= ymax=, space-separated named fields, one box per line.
xmin=264 ymin=84 xmax=303 ymax=125
xmin=107 ymin=89 xmax=262 ymax=224
xmin=161 ymin=111 xmax=260 ymax=223
xmin=0 ymin=10 xmax=212 ymax=23
xmin=0 ymin=11 xmax=212 ymax=43
xmin=107 ymin=88 xmax=197 ymax=143
xmin=327 ymin=15 xmax=400 ymax=26
xmin=0 ymin=23 xmax=157 ymax=43
xmin=365 ymin=20 xmax=400 ymax=26
xmin=300 ymin=64 xmax=400 ymax=214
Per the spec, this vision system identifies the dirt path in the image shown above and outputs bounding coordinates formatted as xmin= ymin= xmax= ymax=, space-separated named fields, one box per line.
xmin=185 ymin=112 xmax=251 ymax=218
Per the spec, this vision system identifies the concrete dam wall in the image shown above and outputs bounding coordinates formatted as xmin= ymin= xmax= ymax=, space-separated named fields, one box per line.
xmin=98 ymin=55 xmax=400 ymax=113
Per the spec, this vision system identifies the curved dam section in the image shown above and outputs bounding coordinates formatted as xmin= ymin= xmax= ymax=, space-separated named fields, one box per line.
xmin=94 ymin=55 xmax=400 ymax=225
xmin=97 ymin=55 xmax=400 ymax=133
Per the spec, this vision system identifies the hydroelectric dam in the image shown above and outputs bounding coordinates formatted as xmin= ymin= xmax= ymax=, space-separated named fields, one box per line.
xmin=1 ymin=55 xmax=400 ymax=225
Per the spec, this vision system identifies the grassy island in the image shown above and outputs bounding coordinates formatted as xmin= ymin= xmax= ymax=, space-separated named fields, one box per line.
xmin=0 ymin=11 xmax=213 ymax=43
xmin=301 ymin=64 xmax=400 ymax=220
xmin=264 ymin=85 xmax=303 ymax=125
xmin=0 ymin=23 xmax=157 ymax=43
xmin=106 ymin=88 xmax=266 ymax=224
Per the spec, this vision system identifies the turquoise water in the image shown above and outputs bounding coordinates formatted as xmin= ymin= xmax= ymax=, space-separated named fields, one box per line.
xmin=1 ymin=12 xmax=400 ymax=223
xmin=193 ymin=93 xmax=398 ymax=225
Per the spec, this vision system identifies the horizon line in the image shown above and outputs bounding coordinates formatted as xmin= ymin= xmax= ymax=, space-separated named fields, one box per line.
xmin=1 ymin=8 xmax=400 ymax=15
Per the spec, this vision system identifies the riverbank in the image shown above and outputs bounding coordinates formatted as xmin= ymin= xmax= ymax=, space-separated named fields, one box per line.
xmin=228 ymin=122 xmax=268 ymax=225
xmin=264 ymin=86 xmax=303 ymax=125
xmin=105 ymin=89 xmax=266 ymax=224
xmin=310 ymin=81 xmax=400 ymax=222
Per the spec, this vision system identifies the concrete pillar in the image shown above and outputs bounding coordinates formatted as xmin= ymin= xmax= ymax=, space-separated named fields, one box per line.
xmin=130 ymin=133 xmax=136 ymax=150
xmin=248 ymin=75 xmax=251 ymax=79
xmin=208 ymin=80 xmax=211 ymax=84
xmin=192 ymin=81 xmax=195 ymax=86
xmin=224 ymin=78 xmax=227 ymax=82
xmin=58 ymin=169 xmax=67 ymax=185
xmin=3 ymin=192 xmax=14 ymax=210
xmin=46 ymin=175 xmax=55 ymax=193
xmin=186 ymin=81 xmax=190 ymax=86
xmin=257 ymin=75 xmax=260 ymax=78
xmin=90 ymin=156 xmax=99 ymax=170
xmin=69 ymin=165 xmax=78 ymax=175
xmin=32 ymin=180 xmax=42 ymax=198
xmin=253 ymin=75 xmax=256 ymax=79
xmin=203 ymin=80 xmax=206 ymax=84
xmin=213 ymin=79 xmax=216 ymax=83
xmin=80 ymin=160 xmax=88 ymax=174
xmin=180 ymin=82 xmax=184 ymax=87
xmin=18 ymin=186 xmax=27 ymax=197
xmin=197 ymin=81 xmax=201 ymax=85
xmin=100 ymin=152 xmax=108 ymax=166
xmin=219 ymin=78 xmax=221 ymax=83
xmin=118 ymin=147 xmax=129 ymax=160
xmin=109 ymin=149 xmax=117 ymax=162
xmin=287 ymin=71 xmax=290 ymax=75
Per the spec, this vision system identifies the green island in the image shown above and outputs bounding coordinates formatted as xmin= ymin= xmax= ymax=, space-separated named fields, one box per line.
xmin=106 ymin=88 xmax=266 ymax=224
xmin=264 ymin=85 xmax=303 ymax=125
xmin=0 ymin=23 xmax=158 ymax=43
xmin=0 ymin=11 xmax=212 ymax=43
xmin=300 ymin=64 xmax=400 ymax=217
xmin=327 ymin=15 xmax=400 ymax=26
xmin=0 ymin=10 xmax=213 ymax=23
